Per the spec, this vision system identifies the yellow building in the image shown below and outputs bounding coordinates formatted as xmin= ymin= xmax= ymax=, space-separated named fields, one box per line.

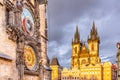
xmin=50 ymin=57 xmax=63 ymax=80
xmin=62 ymin=68 xmax=80 ymax=80
xmin=103 ymin=62 xmax=112 ymax=80
xmin=61 ymin=22 xmax=112 ymax=80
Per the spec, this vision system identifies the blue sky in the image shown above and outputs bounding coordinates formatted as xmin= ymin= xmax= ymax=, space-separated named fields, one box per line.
xmin=46 ymin=0 xmax=120 ymax=68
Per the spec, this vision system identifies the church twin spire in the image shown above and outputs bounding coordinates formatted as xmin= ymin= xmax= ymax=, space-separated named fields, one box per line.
xmin=88 ymin=21 xmax=100 ymax=42
xmin=71 ymin=22 xmax=100 ymax=69
xmin=72 ymin=25 xmax=80 ymax=43
xmin=72 ymin=21 xmax=100 ymax=43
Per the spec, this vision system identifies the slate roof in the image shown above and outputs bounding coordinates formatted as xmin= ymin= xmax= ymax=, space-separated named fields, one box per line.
xmin=51 ymin=57 xmax=60 ymax=66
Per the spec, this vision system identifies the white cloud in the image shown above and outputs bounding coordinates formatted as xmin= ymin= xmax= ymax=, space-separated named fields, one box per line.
xmin=57 ymin=45 xmax=70 ymax=55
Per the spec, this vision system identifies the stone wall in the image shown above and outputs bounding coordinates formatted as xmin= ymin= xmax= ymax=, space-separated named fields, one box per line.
xmin=0 ymin=59 xmax=18 ymax=80
xmin=0 ymin=1 xmax=18 ymax=80
xmin=39 ymin=4 xmax=48 ymax=66
xmin=0 ymin=0 xmax=16 ymax=60
xmin=24 ymin=75 xmax=39 ymax=80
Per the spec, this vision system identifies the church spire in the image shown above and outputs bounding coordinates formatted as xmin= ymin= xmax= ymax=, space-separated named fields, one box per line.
xmin=73 ymin=25 xmax=80 ymax=43
xmin=88 ymin=21 xmax=99 ymax=41
xmin=91 ymin=21 xmax=95 ymax=32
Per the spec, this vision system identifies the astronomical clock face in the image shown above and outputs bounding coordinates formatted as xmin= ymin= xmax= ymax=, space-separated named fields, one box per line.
xmin=22 ymin=8 xmax=34 ymax=36
xmin=24 ymin=45 xmax=37 ymax=71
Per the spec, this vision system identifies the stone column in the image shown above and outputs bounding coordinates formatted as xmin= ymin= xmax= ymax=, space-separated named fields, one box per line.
xmin=16 ymin=35 xmax=25 ymax=80
xmin=34 ymin=0 xmax=41 ymax=59
xmin=14 ymin=10 xmax=21 ymax=27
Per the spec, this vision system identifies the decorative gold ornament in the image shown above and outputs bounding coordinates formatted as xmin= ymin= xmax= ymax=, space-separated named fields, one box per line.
xmin=24 ymin=45 xmax=36 ymax=70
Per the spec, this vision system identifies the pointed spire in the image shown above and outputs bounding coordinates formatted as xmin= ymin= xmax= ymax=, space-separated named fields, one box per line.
xmin=73 ymin=25 xmax=80 ymax=43
xmin=95 ymin=28 xmax=98 ymax=35
xmin=91 ymin=21 xmax=96 ymax=36
xmin=92 ymin=21 xmax=95 ymax=31
xmin=89 ymin=21 xmax=99 ymax=40
xmin=74 ymin=24 xmax=79 ymax=38
xmin=51 ymin=57 xmax=60 ymax=66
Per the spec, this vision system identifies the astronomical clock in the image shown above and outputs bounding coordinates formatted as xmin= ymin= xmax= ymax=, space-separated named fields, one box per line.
xmin=22 ymin=8 xmax=34 ymax=36
xmin=17 ymin=0 xmax=41 ymax=76
xmin=24 ymin=45 xmax=38 ymax=71
xmin=21 ymin=7 xmax=40 ymax=73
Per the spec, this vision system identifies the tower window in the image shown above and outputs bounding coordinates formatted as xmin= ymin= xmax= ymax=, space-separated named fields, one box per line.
xmin=91 ymin=44 xmax=94 ymax=51
xmin=74 ymin=47 xmax=77 ymax=53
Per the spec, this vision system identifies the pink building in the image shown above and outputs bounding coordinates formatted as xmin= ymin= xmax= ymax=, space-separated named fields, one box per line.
xmin=112 ymin=64 xmax=117 ymax=80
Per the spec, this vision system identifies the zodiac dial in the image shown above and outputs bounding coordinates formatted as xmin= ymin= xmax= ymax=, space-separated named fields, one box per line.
xmin=24 ymin=45 xmax=37 ymax=71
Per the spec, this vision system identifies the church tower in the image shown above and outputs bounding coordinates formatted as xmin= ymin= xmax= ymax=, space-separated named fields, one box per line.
xmin=71 ymin=25 xmax=81 ymax=69
xmin=39 ymin=1 xmax=49 ymax=66
xmin=87 ymin=22 xmax=100 ymax=64
xmin=79 ymin=42 xmax=89 ymax=66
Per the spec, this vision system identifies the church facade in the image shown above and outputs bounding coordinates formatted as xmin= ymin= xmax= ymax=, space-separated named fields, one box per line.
xmin=0 ymin=0 xmax=51 ymax=80
xmin=61 ymin=22 xmax=112 ymax=80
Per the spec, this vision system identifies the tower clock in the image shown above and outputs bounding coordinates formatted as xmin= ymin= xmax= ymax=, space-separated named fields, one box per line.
xmin=22 ymin=8 xmax=34 ymax=36
xmin=24 ymin=45 xmax=38 ymax=71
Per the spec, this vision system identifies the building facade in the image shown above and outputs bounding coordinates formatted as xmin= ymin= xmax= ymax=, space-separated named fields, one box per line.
xmin=117 ymin=42 xmax=120 ymax=80
xmin=50 ymin=57 xmax=63 ymax=80
xmin=112 ymin=64 xmax=117 ymax=80
xmin=62 ymin=68 xmax=80 ymax=80
xmin=61 ymin=22 xmax=113 ymax=80
xmin=0 ymin=0 xmax=50 ymax=80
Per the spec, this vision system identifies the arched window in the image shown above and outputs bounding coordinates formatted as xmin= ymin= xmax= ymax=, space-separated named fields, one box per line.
xmin=74 ymin=47 xmax=77 ymax=53
xmin=91 ymin=44 xmax=94 ymax=51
